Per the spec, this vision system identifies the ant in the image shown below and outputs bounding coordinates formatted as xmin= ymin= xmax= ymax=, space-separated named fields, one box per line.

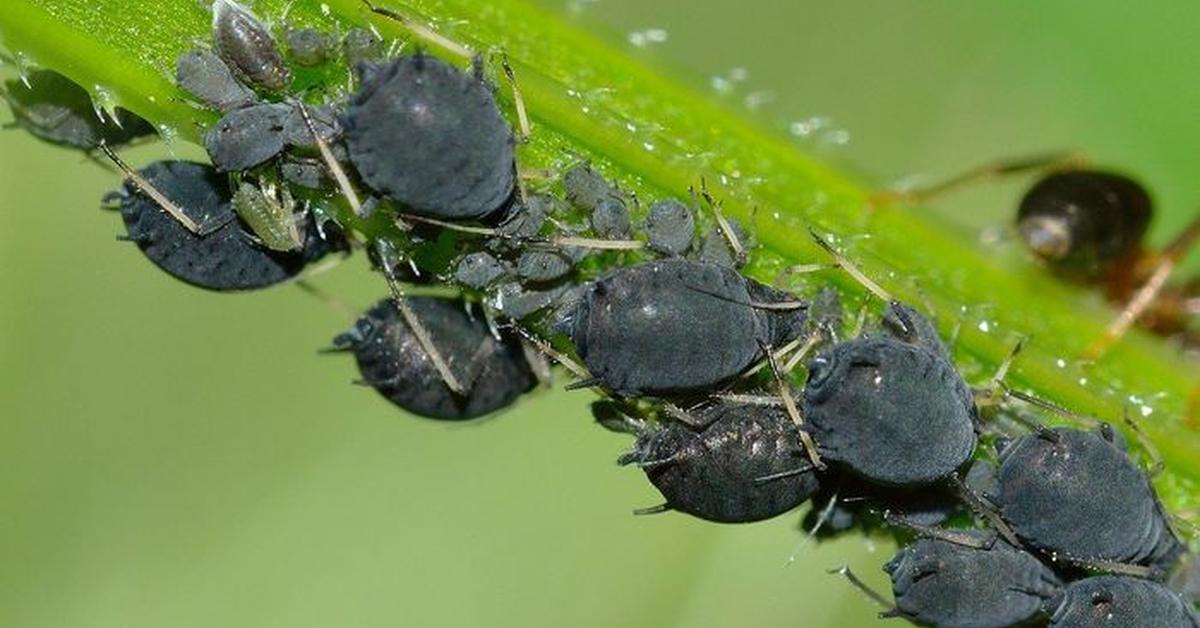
xmin=874 ymin=152 xmax=1200 ymax=359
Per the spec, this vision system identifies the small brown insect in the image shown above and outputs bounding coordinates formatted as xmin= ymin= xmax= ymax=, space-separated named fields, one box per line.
xmin=212 ymin=0 xmax=292 ymax=91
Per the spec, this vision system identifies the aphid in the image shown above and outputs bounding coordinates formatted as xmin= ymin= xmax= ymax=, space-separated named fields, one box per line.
xmin=880 ymin=535 xmax=1061 ymax=628
xmin=694 ymin=218 xmax=751 ymax=268
xmin=490 ymin=280 xmax=578 ymax=321
xmin=285 ymin=27 xmax=334 ymax=66
xmin=281 ymin=103 xmax=340 ymax=149
xmin=644 ymin=199 xmax=695 ymax=257
xmin=991 ymin=425 xmax=1183 ymax=568
xmin=558 ymin=258 xmax=807 ymax=397
xmin=104 ymin=160 xmax=335 ymax=291
xmin=882 ymin=155 xmax=1200 ymax=356
xmin=803 ymin=300 xmax=978 ymax=487
xmin=515 ymin=249 xmax=573 ymax=283
xmin=211 ymin=0 xmax=292 ymax=91
xmin=343 ymin=54 xmax=515 ymax=220
xmin=3 ymin=70 xmax=155 ymax=149
xmin=455 ymin=251 xmax=511 ymax=289
xmin=332 ymin=296 xmax=536 ymax=420
xmin=608 ymin=397 xmax=822 ymax=523
xmin=1046 ymin=575 xmax=1200 ymax=628
xmin=175 ymin=49 xmax=258 ymax=113
xmin=232 ymin=177 xmax=301 ymax=252
xmin=204 ymin=102 xmax=289 ymax=171
xmin=563 ymin=163 xmax=617 ymax=209
xmin=343 ymin=27 xmax=386 ymax=67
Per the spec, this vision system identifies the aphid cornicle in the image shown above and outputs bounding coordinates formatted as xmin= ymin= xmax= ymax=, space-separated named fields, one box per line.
xmin=884 ymin=535 xmax=1061 ymax=628
xmin=332 ymin=297 xmax=536 ymax=420
xmin=105 ymin=160 xmax=336 ymax=291
xmin=211 ymin=0 xmax=292 ymax=92
xmin=559 ymin=258 xmax=807 ymax=397
xmin=343 ymin=54 xmax=516 ymax=221
xmin=990 ymin=425 xmax=1183 ymax=568
xmin=609 ymin=397 xmax=822 ymax=524
xmin=3 ymin=70 xmax=155 ymax=149
xmin=803 ymin=301 xmax=978 ymax=488
xmin=1046 ymin=575 xmax=1200 ymax=628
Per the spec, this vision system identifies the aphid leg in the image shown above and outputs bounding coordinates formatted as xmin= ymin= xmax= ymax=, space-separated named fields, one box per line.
xmin=1084 ymin=213 xmax=1200 ymax=359
xmin=808 ymin=228 xmax=893 ymax=302
xmin=772 ymin=262 xmax=839 ymax=288
xmin=507 ymin=322 xmax=593 ymax=383
xmin=374 ymin=240 xmax=467 ymax=395
xmin=398 ymin=213 xmax=645 ymax=250
xmin=1000 ymin=387 xmax=1103 ymax=430
xmin=827 ymin=566 xmax=895 ymax=612
xmin=662 ymin=402 xmax=708 ymax=428
xmin=292 ymin=101 xmax=367 ymax=219
xmin=1121 ymin=407 xmax=1165 ymax=478
xmin=868 ymin=151 xmax=1089 ymax=209
xmin=714 ymin=393 xmax=785 ymax=406
xmin=760 ymin=339 xmax=826 ymax=470
xmin=518 ymin=338 xmax=554 ymax=387
xmin=880 ymin=510 xmax=996 ymax=549
xmin=950 ymin=471 xmax=1022 ymax=548
xmin=362 ymin=1 xmax=473 ymax=59
xmin=697 ymin=178 xmax=747 ymax=266
xmin=294 ymin=279 xmax=356 ymax=321
xmin=632 ymin=503 xmax=673 ymax=516
xmin=782 ymin=330 xmax=825 ymax=374
xmin=741 ymin=333 xmax=805 ymax=379
xmin=972 ymin=339 xmax=1024 ymax=408
xmin=1052 ymin=554 xmax=1160 ymax=579
xmin=98 ymin=142 xmax=211 ymax=235
xmin=753 ymin=465 xmax=815 ymax=485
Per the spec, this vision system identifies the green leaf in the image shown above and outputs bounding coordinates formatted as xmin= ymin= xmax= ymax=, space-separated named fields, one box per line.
xmin=2 ymin=0 xmax=1197 ymax=515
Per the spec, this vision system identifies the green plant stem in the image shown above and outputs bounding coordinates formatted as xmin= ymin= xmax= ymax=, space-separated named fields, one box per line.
xmin=2 ymin=0 xmax=1198 ymax=512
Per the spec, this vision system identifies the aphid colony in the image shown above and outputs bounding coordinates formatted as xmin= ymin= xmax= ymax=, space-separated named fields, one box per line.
xmin=4 ymin=1 xmax=1197 ymax=625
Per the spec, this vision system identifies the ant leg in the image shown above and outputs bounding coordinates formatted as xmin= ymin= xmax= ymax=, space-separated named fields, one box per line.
xmin=1084 ymin=214 xmax=1200 ymax=359
xmin=98 ymin=142 xmax=208 ymax=235
xmin=869 ymin=151 xmax=1089 ymax=209
xmin=374 ymin=240 xmax=467 ymax=395
xmin=827 ymin=566 xmax=897 ymax=614
xmin=362 ymin=0 xmax=473 ymax=59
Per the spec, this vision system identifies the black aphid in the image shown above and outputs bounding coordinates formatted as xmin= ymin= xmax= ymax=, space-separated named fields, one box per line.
xmin=343 ymin=28 xmax=386 ymax=67
xmin=695 ymin=218 xmax=751 ymax=268
xmin=992 ymin=425 xmax=1182 ymax=567
xmin=211 ymin=0 xmax=292 ymax=91
xmin=490 ymin=280 xmax=577 ymax=321
xmin=803 ymin=301 xmax=978 ymax=487
xmin=563 ymin=163 xmax=617 ymax=209
xmin=516 ymin=249 xmax=573 ymax=283
xmin=559 ymin=258 xmax=806 ymax=397
xmin=106 ymin=160 xmax=333 ymax=291
xmin=3 ymin=70 xmax=154 ymax=149
xmin=204 ymin=102 xmax=289 ymax=171
xmin=884 ymin=534 xmax=1061 ymax=628
xmin=611 ymin=397 xmax=821 ymax=523
xmin=343 ymin=54 xmax=515 ymax=220
xmin=1046 ymin=575 xmax=1200 ymax=628
xmin=175 ymin=49 xmax=258 ymax=113
xmin=333 ymin=297 xmax=535 ymax=420
xmin=644 ymin=199 xmax=695 ymax=257
xmin=286 ymin=27 xmax=334 ymax=67
xmin=455 ymin=251 xmax=511 ymax=289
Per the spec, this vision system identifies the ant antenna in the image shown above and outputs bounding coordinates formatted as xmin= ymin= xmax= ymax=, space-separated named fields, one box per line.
xmin=98 ymin=142 xmax=205 ymax=235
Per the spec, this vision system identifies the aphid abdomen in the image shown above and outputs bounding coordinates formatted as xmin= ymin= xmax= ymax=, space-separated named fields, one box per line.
xmin=1017 ymin=170 xmax=1152 ymax=276
xmin=204 ymin=103 xmax=289 ymax=171
xmin=212 ymin=0 xmax=292 ymax=91
xmin=344 ymin=55 xmax=515 ymax=220
xmin=1047 ymin=576 xmax=1200 ymax=628
xmin=804 ymin=339 xmax=976 ymax=487
xmin=637 ymin=402 xmax=820 ymax=523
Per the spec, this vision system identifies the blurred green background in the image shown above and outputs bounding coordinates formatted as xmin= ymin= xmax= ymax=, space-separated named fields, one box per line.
xmin=2 ymin=2 xmax=1199 ymax=627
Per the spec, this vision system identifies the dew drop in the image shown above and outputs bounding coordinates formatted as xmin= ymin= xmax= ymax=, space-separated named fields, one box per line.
xmin=978 ymin=320 xmax=991 ymax=333
xmin=627 ymin=28 xmax=668 ymax=48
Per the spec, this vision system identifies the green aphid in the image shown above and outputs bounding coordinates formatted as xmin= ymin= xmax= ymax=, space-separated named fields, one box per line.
xmin=232 ymin=178 xmax=302 ymax=252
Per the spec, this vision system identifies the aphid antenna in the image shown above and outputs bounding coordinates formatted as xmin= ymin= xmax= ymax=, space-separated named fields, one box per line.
xmin=374 ymin=240 xmax=468 ymax=395
xmin=867 ymin=150 xmax=1089 ymax=209
xmin=753 ymin=465 xmax=814 ymax=485
xmin=973 ymin=338 xmax=1025 ymax=408
xmin=715 ymin=393 xmax=784 ymax=406
xmin=808 ymin=228 xmax=893 ymax=303
xmin=879 ymin=510 xmax=997 ymax=549
xmin=741 ymin=334 xmax=806 ymax=379
xmin=397 ymin=212 xmax=646 ymax=250
xmin=661 ymin=402 xmax=705 ymax=427
xmin=1048 ymin=552 xmax=1161 ymax=580
xmin=784 ymin=489 xmax=840 ymax=565
xmin=1084 ymin=213 xmax=1200 ymax=359
xmin=362 ymin=0 xmax=474 ymax=60
xmin=1001 ymin=386 xmax=1103 ymax=430
xmin=949 ymin=471 xmax=1022 ymax=548
xmin=1121 ymin=406 xmax=1165 ymax=478
xmin=631 ymin=503 xmax=673 ymax=516
xmin=696 ymin=177 xmax=746 ymax=265
xmin=760 ymin=339 xmax=826 ymax=470
xmin=773 ymin=262 xmax=840 ymax=288
xmin=294 ymin=279 xmax=356 ymax=321
xmin=827 ymin=565 xmax=895 ymax=612
xmin=505 ymin=321 xmax=593 ymax=381
xmin=496 ymin=51 xmax=531 ymax=143
xmin=98 ymin=141 xmax=208 ymax=235
xmin=291 ymin=100 xmax=368 ymax=219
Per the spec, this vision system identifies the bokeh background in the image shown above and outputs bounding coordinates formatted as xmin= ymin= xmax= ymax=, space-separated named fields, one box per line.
xmin=3 ymin=2 xmax=1199 ymax=627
